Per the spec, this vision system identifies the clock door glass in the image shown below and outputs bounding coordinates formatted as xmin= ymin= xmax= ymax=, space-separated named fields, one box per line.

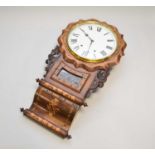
xmin=58 ymin=69 xmax=82 ymax=87
xmin=67 ymin=22 xmax=117 ymax=62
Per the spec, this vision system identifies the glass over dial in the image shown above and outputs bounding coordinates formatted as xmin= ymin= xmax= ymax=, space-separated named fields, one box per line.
xmin=67 ymin=22 xmax=117 ymax=62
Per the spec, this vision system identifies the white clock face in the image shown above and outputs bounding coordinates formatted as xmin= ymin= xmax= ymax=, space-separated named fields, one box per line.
xmin=67 ymin=22 xmax=117 ymax=62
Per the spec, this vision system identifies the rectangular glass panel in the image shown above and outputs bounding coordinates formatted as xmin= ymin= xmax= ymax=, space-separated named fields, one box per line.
xmin=58 ymin=69 xmax=82 ymax=87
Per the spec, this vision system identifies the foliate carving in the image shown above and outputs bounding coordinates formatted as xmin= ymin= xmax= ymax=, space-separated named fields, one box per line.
xmin=44 ymin=46 xmax=61 ymax=76
xmin=85 ymin=68 xmax=111 ymax=98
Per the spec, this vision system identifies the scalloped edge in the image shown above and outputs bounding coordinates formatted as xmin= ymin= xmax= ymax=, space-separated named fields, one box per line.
xmin=58 ymin=19 xmax=127 ymax=71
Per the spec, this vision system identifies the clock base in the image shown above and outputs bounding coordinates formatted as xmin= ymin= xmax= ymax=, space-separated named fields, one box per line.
xmin=21 ymin=46 xmax=112 ymax=139
xmin=21 ymin=108 xmax=72 ymax=139
xmin=20 ymin=82 xmax=81 ymax=138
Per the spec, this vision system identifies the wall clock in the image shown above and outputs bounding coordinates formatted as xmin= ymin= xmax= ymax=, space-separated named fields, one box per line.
xmin=21 ymin=19 xmax=126 ymax=139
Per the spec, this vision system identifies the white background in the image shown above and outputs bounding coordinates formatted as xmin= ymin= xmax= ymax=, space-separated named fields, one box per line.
xmin=0 ymin=7 xmax=155 ymax=149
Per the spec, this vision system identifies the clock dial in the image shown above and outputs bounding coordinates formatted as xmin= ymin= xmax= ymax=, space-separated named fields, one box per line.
xmin=67 ymin=22 xmax=117 ymax=62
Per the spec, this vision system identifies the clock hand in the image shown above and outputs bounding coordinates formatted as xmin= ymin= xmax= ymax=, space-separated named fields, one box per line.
xmin=79 ymin=28 xmax=88 ymax=36
xmin=82 ymin=40 xmax=94 ymax=57
xmin=88 ymin=40 xmax=93 ymax=51
xmin=79 ymin=28 xmax=94 ymax=42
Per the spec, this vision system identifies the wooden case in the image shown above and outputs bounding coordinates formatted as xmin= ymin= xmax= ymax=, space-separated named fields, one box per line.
xmin=21 ymin=19 xmax=126 ymax=138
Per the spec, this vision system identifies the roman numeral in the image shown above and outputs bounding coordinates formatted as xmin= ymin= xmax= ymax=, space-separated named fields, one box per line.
xmin=97 ymin=27 xmax=102 ymax=32
xmin=71 ymin=39 xmax=77 ymax=44
xmin=107 ymin=39 xmax=114 ymax=42
xmin=88 ymin=25 xmax=92 ymax=30
xmin=106 ymin=45 xmax=113 ymax=50
xmin=74 ymin=45 xmax=79 ymax=51
xmin=100 ymin=50 xmax=107 ymax=56
xmin=72 ymin=33 xmax=79 ymax=37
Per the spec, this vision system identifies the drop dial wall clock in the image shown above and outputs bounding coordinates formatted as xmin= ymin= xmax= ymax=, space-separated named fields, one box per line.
xmin=21 ymin=19 xmax=126 ymax=139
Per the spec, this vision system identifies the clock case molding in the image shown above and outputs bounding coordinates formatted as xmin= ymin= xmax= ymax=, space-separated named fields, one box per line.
xmin=21 ymin=19 xmax=126 ymax=139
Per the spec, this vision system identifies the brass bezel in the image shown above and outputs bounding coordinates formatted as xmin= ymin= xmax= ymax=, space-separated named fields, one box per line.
xmin=66 ymin=20 xmax=118 ymax=63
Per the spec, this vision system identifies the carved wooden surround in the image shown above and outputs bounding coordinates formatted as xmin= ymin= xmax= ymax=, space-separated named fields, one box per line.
xmin=21 ymin=46 xmax=112 ymax=138
xmin=58 ymin=19 xmax=126 ymax=71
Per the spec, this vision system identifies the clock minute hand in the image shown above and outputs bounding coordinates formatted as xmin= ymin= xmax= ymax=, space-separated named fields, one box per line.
xmin=88 ymin=40 xmax=93 ymax=51
xmin=82 ymin=39 xmax=93 ymax=57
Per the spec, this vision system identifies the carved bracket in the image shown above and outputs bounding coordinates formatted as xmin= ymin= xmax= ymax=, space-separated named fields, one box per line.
xmin=44 ymin=46 xmax=61 ymax=77
xmin=85 ymin=68 xmax=112 ymax=98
